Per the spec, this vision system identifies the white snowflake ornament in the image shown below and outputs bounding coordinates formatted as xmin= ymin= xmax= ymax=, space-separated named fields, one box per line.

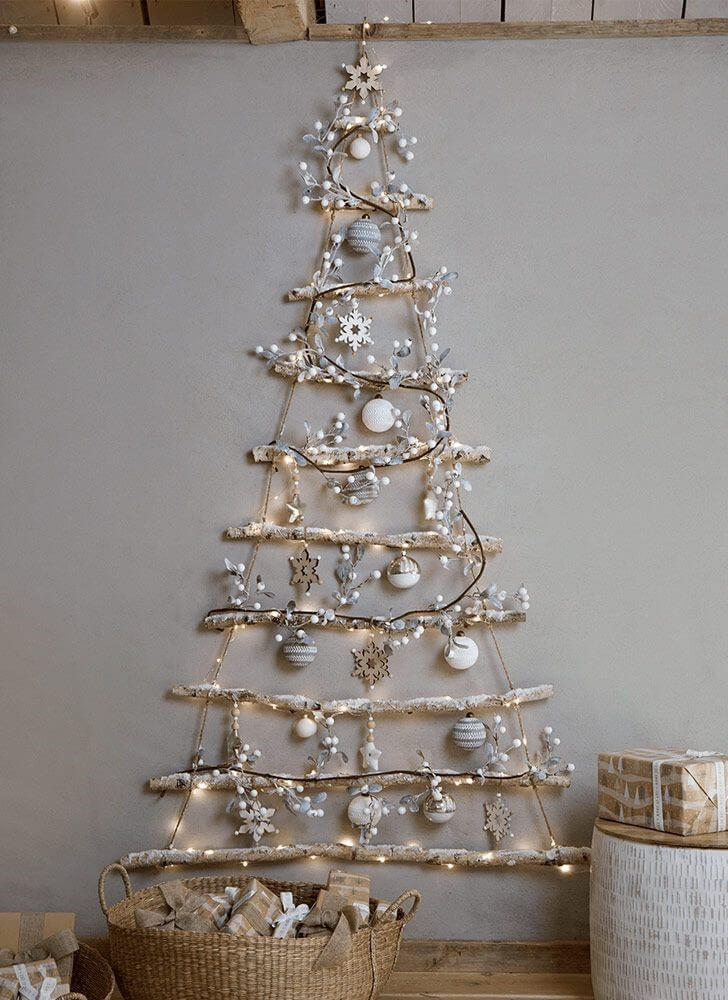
xmin=336 ymin=305 xmax=373 ymax=353
xmin=343 ymin=54 xmax=383 ymax=101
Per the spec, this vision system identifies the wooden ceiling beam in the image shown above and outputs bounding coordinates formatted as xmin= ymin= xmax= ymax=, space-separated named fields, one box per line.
xmin=311 ymin=17 xmax=728 ymax=37
xmin=234 ymin=0 xmax=310 ymax=42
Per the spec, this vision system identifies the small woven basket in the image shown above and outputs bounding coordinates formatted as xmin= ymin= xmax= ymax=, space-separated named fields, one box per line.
xmin=67 ymin=942 xmax=116 ymax=1000
xmin=99 ymin=863 xmax=420 ymax=1000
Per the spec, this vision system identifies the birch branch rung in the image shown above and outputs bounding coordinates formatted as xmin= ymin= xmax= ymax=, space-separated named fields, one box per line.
xmin=267 ymin=358 xmax=468 ymax=388
xmin=169 ymin=685 xmax=551 ymax=713
xmin=316 ymin=195 xmax=433 ymax=212
xmin=120 ymin=843 xmax=592 ymax=871
xmin=288 ymin=279 xmax=433 ymax=301
xmin=225 ymin=522 xmax=502 ymax=554
xmin=150 ymin=771 xmax=571 ymax=792
xmin=252 ymin=442 xmax=491 ymax=466
xmin=202 ymin=608 xmax=525 ymax=631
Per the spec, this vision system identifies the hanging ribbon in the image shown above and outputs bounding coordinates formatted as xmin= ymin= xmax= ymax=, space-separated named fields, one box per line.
xmin=272 ymin=892 xmax=310 ymax=939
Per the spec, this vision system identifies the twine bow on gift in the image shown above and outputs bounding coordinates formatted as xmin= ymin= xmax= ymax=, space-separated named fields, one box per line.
xmin=134 ymin=881 xmax=223 ymax=933
xmin=0 ymin=929 xmax=78 ymax=979
xmin=273 ymin=892 xmax=310 ymax=939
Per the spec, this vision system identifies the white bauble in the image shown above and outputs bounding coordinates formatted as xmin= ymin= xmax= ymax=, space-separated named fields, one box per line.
xmin=349 ymin=136 xmax=371 ymax=160
xmin=444 ymin=635 xmax=479 ymax=670
xmin=361 ymin=397 xmax=395 ymax=433
xmin=293 ymin=715 xmax=318 ymax=739
xmin=347 ymin=793 xmax=383 ymax=829
xmin=386 ymin=552 xmax=421 ymax=590
xmin=423 ymin=792 xmax=456 ymax=824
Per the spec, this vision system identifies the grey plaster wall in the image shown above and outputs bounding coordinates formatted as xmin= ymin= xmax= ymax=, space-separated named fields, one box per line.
xmin=1 ymin=36 xmax=727 ymax=939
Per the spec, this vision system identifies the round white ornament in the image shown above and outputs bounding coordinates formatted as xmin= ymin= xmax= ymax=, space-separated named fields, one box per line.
xmin=386 ymin=551 xmax=421 ymax=590
xmin=444 ymin=635 xmax=479 ymax=670
xmin=451 ymin=713 xmax=487 ymax=750
xmin=423 ymin=792 xmax=456 ymax=824
xmin=293 ymin=715 xmax=318 ymax=739
xmin=347 ymin=793 xmax=383 ymax=829
xmin=361 ymin=397 xmax=395 ymax=433
xmin=349 ymin=136 xmax=371 ymax=160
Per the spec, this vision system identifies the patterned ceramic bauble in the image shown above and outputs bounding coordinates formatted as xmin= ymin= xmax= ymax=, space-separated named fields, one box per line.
xmin=293 ymin=715 xmax=318 ymax=739
xmin=386 ymin=551 xmax=421 ymax=589
xmin=451 ymin=713 xmax=487 ymax=750
xmin=347 ymin=793 xmax=383 ymax=829
xmin=346 ymin=216 xmax=381 ymax=255
xmin=349 ymin=136 xmax=371 ymax=160
xmin=423 ymin=791 xmax=456 ymax=824
xmin=444 ymin=634 xmax=479 ymax=670
xmin=341 ymin=469 xmax=380 ymax=506
xmin=283 ymin=631 xmax=318 ymax=666
xmin=361 ymin=396 xmax=395 ymax=433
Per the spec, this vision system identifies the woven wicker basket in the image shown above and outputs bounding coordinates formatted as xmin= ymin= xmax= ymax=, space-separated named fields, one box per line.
xmin=67 ymin=942 xmax=116 ymax=1000
xmin=98 ymin=863 xmax=420 ymax=1000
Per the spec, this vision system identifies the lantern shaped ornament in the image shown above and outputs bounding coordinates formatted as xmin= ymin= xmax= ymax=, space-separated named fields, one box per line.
xmin=386 ymin=550 xmax=421 ymax=590
xmin=423 ymin=790 xmax=456 ymax=824
xmin=283 ymin=630 xmax=318 ymax=666
xmin=451 ymin=713 xmax=487 ymax=750
xmin=444 ymin=634 xmax=479 ymax=670
xmin=349 ymin=135 xmax=371 ymax=160
xmin=361 ymin=396 xmax=395 ymax=433
xmin=346 ymin=215 xmax=381 ymax=255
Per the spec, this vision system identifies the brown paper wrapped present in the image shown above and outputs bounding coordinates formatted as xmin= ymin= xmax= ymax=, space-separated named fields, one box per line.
xmin=320 ymin=870 xmax=370 ymax=924
xmin=0 ymin=957 xmax=68 ymax=1000
xmin=220 ymin=879 xmax=282 ymax=937
xmin=598 ymin=747 xmax=728 ymax=835
xmin=0 ymin=914 xmax=78 ymax=988
xmin=134 ymin=881 xmax=229 ymax=932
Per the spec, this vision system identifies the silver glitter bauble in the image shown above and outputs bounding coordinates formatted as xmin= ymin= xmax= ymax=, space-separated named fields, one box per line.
xmin=451 ymin=713 xmax=487 ymax=750
xmin=346 ymin=216 xmax=381 ymax=255
xmin=386 ymin=552 xmax=421 ymax=589
xmin=341 ymin=469 xmax=380 ymax=506
xmin=423 ymin=792 xmax=456 ymax=824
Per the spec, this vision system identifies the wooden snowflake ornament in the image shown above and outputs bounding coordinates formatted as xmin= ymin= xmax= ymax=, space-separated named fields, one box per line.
xmin=351 ymin=639 xmax=391 ymax=686
xmin=289 ymin=545 xmax=321 ymax=593
xmin=336 ymin=305 xmax=373 ymax=353
xmin=343 ymin=53 xmax=383 ymax=101
xmin=483 ymin=795 xmax=513 ymax=843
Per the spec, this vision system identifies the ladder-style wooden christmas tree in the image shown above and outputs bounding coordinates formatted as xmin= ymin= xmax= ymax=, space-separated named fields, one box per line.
xmin=122 ymin=31 xmax=590 ymax=875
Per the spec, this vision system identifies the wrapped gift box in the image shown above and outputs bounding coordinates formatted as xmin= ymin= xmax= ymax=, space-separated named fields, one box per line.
xmin=221 ymin=879 xmax=282 ymax=937
xmin=598 ymin=748 xmax=728 ymax=836
xmin=0 ymin=957 xmax=68 ymax=1000
xmin=0 ymin=913 xmax=77 ymax=989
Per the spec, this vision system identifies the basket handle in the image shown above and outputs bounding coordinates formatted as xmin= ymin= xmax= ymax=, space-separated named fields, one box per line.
xmin=98 ymin=862 xmax=132 ymax=917
xmin=377 ymin=889 xmax=421 ymax=925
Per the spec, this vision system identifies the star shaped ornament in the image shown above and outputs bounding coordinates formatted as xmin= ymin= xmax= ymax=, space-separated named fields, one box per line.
xmin=483 ymin=796 xmax=512 ymax=843
xmin=336 ymin=305 xmax=373 ymax=353
xmin=344 ymin=53 xmax=383 ymax=101
xmin=351 ymin=639 xmax=391 ymax=686
xmin=289 ymin=545 xmax=321 ymax=593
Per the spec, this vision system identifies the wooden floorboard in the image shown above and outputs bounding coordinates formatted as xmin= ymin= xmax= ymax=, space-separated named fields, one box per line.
xmin=381 ymin=972 xmax=593 ymax=999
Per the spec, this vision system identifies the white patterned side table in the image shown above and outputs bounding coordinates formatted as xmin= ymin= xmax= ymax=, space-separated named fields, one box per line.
xmin=590 ymin=818 xmax=728 ymax=1000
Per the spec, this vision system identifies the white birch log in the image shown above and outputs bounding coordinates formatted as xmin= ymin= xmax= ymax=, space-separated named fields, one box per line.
xmin=121 ymin=843 xmax=591 ymax=871
xmin=252 ymin=442 xmax=491 ymax=466
xmin=202 ymin=608 xmax=525 ymax=631
xmin=150 ymin=770 xmax=571 ymax=792
xmin=267 ymin=358 xmax=466 ymax=387
xmin=224 ymin=522 xmax=501 ymax=554
xmin=288 ymin=278 xmax=437 ymax=301
xmin=316 ymin=194 xmax=433 ymax=211
xmin=169 ymin=685 xmax=548 ymax=713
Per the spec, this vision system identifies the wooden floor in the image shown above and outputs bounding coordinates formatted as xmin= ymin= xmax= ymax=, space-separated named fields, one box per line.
xmin=381 ymin=972 xmax=593 ymax=999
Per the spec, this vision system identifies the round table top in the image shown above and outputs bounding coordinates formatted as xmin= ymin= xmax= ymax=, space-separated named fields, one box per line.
xmin=595 ymin=817 xmax=728 ymax=850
